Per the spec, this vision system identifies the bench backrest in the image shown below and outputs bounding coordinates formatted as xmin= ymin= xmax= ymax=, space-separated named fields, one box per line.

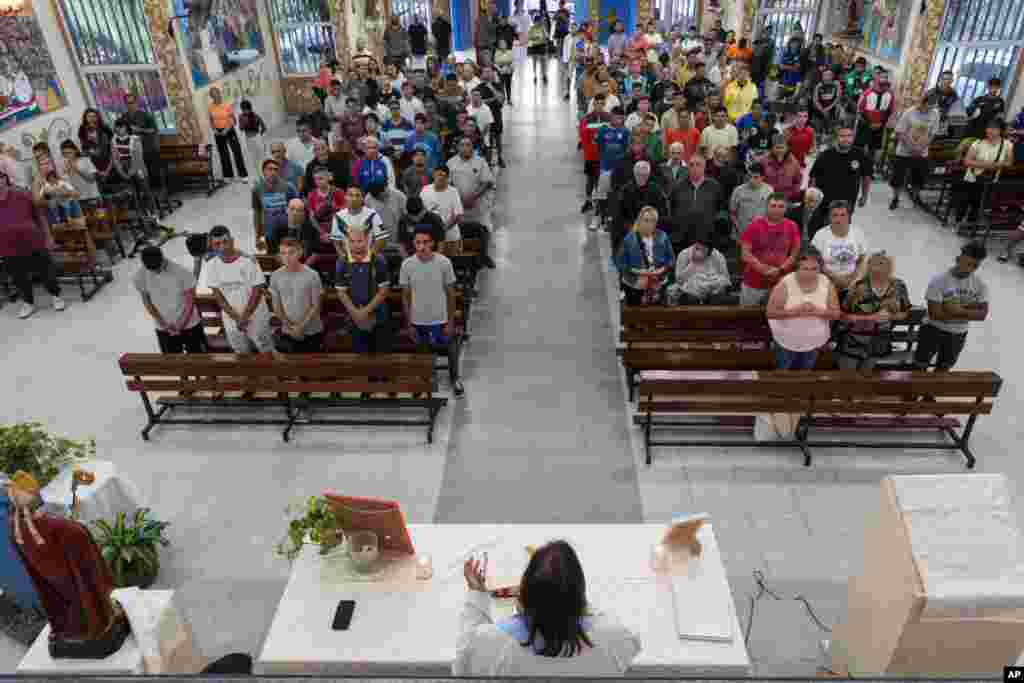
xmin=623 ymin=349 xmax=834 ymax=372
xmin=621 ymin=305 xmax=771 ymax=345
xmin=255 ymin=242 xmax=483 ymax=274
xmin=119 ymin=352 xmax=437 ymax=395
xmin=158 ymin=144 xmax=213 ymax=162
xmin=50 ymin=222 xmax=97 ymax=270
xmin=637 ymin=370 xmax=1002 ymax=416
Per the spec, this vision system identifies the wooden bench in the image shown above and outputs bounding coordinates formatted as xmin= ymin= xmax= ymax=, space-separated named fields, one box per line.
xmin=82 ymin=204 xmax=126 ymax=260
xmin=119 ymin=353 xmax=447 ymax=443
xmin=636 ymin=370 xmax=1002 ymax=468
xmin=158 ymin=143 xmax=223 ymax=197
xmin=50 ymin=222 xmax=111 ymax=301
xmin=620 ymin=305 xmax=772 ymax=351
xmin=193 ymin=288 xmax=468 ymax=387
xmin=622 ymin=348 xmax=834 ymax=401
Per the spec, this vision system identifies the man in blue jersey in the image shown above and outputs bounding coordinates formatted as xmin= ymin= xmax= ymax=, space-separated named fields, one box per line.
xmin=594 ymin=106 xmax=631 ymax=220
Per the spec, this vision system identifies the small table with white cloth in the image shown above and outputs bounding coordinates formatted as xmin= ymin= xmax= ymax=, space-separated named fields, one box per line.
xmin=39 ymin=460 xmax=143 ymax=525
xmin=257 ymin=523 xmax=751 ymax=676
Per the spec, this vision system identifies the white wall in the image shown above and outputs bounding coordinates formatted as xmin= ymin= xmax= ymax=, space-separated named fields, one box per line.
xmin=187 ymin=0 xmax=287 ymax=143
xmin=0 ymin=0 xmax=89 ymax=185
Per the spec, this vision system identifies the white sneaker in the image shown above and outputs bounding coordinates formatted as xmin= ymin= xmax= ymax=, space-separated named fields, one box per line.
xmin=52 ymin=296 xmax=66 ymax=311
xmin=17 ymin=303 xmax=36 ymax=319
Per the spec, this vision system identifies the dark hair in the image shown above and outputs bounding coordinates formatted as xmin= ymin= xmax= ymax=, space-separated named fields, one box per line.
xmin=986 ymin=117 xmax=1007 ymax=133
xmin=829 ymin=199 xmax=851 ymax=214
xmin=767 ymin=191 xmax=787 ymax=204
xmin=988 ymin=77 xmax=1002 ymax=87
xmin=714 ymin=106 xmax=727 ymax=115
xmin=141 ymin=245 xmax=164 ymax=272
xmin=739 ymin=38 xmax=748 ymax=48
xmin=59 ymin=140 xmax=80 ymax=155
xmin=32 ymin=142 xmax=50 ymax=155
xmin=413 ymin=224 xmax=436 ymax=241
xmin=406 ymin=195 xmax=424 ymax=214
xmin=517 ymin=540 xmax=593 ymax=658
xmin=262 ymin=158 xmax=280 ymax=171
xmin=748 ymin=161 xmax=764 ymax=175
xmin=797 ymin=244 xmax=824 ymax=269
xmin=961 ymin=241 xmax=988 ymax=262
xmin=79 ymin=108 xmax=112 ymax=140
xmin=365 ymin=112 xmax=380 ymax=124
xmin=240 ymin=99 xmax=253 ymax=111
xmin=434 ymin=165 xmax=449 ymax=175
xmin=208 ymin=225 xmax=231 ymax=239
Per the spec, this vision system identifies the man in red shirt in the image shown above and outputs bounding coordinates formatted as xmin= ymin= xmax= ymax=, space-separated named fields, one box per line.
xmin=0 ymin=170 xmax=64 ymax=319
xmin=579 ymin=93 xmax=612 ymax=214
xmin=739 ymin=192 xmax=801 ymax=305
xmin=857 ymin=72 xmax=895 ymax=165
xmin=786 ymin=109 xmax=816 ymax=166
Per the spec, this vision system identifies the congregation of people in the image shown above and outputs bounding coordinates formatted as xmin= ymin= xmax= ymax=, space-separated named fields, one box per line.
xmin=562 ymin=18 xmax=1008 ymax=372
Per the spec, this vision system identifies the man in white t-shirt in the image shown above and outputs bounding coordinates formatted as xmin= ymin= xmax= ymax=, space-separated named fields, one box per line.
xmin=466 ymin=91 xmax=495 ymax=138
xmin=203 ymin=225 xmax=274 ymax=353
xmin=419 ymin=165 xmax=463 ymax=241
xmin=285 ymin=121 xmax=321 ymax=170
xmin=330 ymin=185 xmax=387 ymax=251
xmin=700 ymin=107 xmax=739 ymax=158
xmin=447 ymin=137 xmax=495 ymax=229
xmin=810 ymin=200 xmax=869 ymax=296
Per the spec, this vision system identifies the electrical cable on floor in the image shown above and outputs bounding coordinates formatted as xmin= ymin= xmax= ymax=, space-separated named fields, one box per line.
xmin=744 ymin=569 xmax=833 ymax=649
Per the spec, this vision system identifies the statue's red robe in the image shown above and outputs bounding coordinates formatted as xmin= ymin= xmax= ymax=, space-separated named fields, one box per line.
xmin=12 ymin=513 xmax=118 ymax=641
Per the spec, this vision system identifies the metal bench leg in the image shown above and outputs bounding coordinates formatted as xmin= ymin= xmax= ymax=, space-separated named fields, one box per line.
xmin=797 ymin=417 xmax=812 ymax=466
xmin=644 ymin=411 xmax=653 ymax=466
xmin=426 ymin=404 xmax=438 ymax=444
xmin=448 ymin=339 xmax=461 ymax=385
xmin=139 ymin=392 xmax=169 ymax=441
xmin=282 ymin=398 xmax=297 ymax=442
xmin=627 ymin=369 xmax=636 ymax=402
xmin=957 ymin=414 xmax=979 ymax=469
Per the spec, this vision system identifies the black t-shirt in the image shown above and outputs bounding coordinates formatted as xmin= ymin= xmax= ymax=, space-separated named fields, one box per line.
xmin=810 ymin=147 xmax=874 ymax=200
xmin=409 ymin=23 xmax=428 ymax=55
xmin=816 ymin=81 xmax=840 ymax=107
xmin=746 ymin=129 xmax=775 ymax=157
xmin=684 ymin=77 xmax=713 ymax=110
xmin=432 ymin=17 xmax=452 ymax=50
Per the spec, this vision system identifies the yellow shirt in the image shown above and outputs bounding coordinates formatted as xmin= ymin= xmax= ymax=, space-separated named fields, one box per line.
xmin=724 ymin=80 xmax=758 ymax=122
xmin=674 ymin=63 xmax=691 ymax=90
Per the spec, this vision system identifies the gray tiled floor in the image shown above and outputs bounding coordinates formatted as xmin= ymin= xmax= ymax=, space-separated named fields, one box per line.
xmin=1 ymin=59 xmax=1021 ymax=675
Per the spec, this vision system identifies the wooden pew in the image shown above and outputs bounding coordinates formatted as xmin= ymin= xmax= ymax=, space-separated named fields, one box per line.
xmin=622 ymin=348 xmax=834 ymax=402
xmin=193 ymin=288 xmax=469 ymax=386
xmin=158 ymin=143 xmax=224 ymax=197
xmin=636 ymin=369 xmax=1002 ymax=468
xmin=50 ymin=222 xmax=111 ymax=301
xmin=119 ymin=352 xmax=447 ymax=443
xmin=620 ymin=305 xmax=772 ymax=352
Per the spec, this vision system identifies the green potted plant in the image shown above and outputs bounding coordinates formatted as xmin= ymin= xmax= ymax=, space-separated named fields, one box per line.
xmin=0 ymin=422 xmax=95 ymax=487
xmin=91 ymin=509 xmax=170 ymax=589
xmin=275 ymin=496 xmax=344 ymax=561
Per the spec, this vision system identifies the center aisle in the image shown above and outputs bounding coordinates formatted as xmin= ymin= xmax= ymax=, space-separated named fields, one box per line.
xmin=433 ymin=60 xmax=643 ymax=523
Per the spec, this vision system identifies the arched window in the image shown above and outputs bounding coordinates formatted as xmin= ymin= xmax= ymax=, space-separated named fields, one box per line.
xmin=56 ymin=0 xmax=174 ymax=130
xmin=268 ymin=0 xmax=336 ymax=75
xmin=755 ymin=0 xmax=819 ymax=59
xmin=928 ymin=0 xmax=1024 ymax=105
xmin=654 ymin=0 xmax=697 ymax=33
xmin=392 ymin=0 xmax=434 ymax=31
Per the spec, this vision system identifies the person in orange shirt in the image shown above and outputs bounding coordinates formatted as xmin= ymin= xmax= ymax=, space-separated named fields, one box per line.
xmin=207 ymin=87 xmax=249 ymax=182
xmin=726 ymin=38 xmax=753 ymax=66
xmin=663 ymin=108 xmax=700 ymax=159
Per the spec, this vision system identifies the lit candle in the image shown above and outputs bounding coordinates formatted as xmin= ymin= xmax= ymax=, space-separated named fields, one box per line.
xmin=416 ymin=553 xmax=433 ymax=580
xmin=651 ymin=544 xmax=670 ymax=573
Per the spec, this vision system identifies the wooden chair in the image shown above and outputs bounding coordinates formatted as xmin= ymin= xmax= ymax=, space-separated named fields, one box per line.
xmin=50 ymin=221 xmax=109 ymax=301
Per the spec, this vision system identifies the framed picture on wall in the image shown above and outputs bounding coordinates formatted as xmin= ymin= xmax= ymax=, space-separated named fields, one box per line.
xmin=0 ymin=3 xmax=68 ymax=132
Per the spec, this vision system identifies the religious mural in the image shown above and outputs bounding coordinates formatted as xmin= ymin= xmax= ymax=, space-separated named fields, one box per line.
xmin=858 ymin=0 xmax=912 ymax=61
xmin=0 ymin=4 xmax=67 ymax=133
xmin=172 ymin=0 xmax=266 ymax=89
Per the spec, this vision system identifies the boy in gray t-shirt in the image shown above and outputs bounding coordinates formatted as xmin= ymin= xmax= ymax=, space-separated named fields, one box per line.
xmin=134 ymin=246 xmax=207 ymax=354
xmin=269 ymin=238 xmax=324 ymax=352
xmin=914 ymin=242 xmax=989 ymax=370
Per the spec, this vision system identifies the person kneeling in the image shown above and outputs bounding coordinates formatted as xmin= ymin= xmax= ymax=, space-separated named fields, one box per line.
xmin=667 ymin=233 xmax=732 ymax=304
xmin=270 ymin=238 xmax=324 ymax=353
xmin=615 ymin=206 xmax=674 ymax=305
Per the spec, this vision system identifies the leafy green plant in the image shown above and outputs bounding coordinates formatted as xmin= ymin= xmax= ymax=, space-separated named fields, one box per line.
xmin=275 ymin=496 xmax=343 ymax=561
xmin=0 ymin=422 xmax=95 ymax=488
xmin=92 ymin=509 xmax=170 ymax=588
